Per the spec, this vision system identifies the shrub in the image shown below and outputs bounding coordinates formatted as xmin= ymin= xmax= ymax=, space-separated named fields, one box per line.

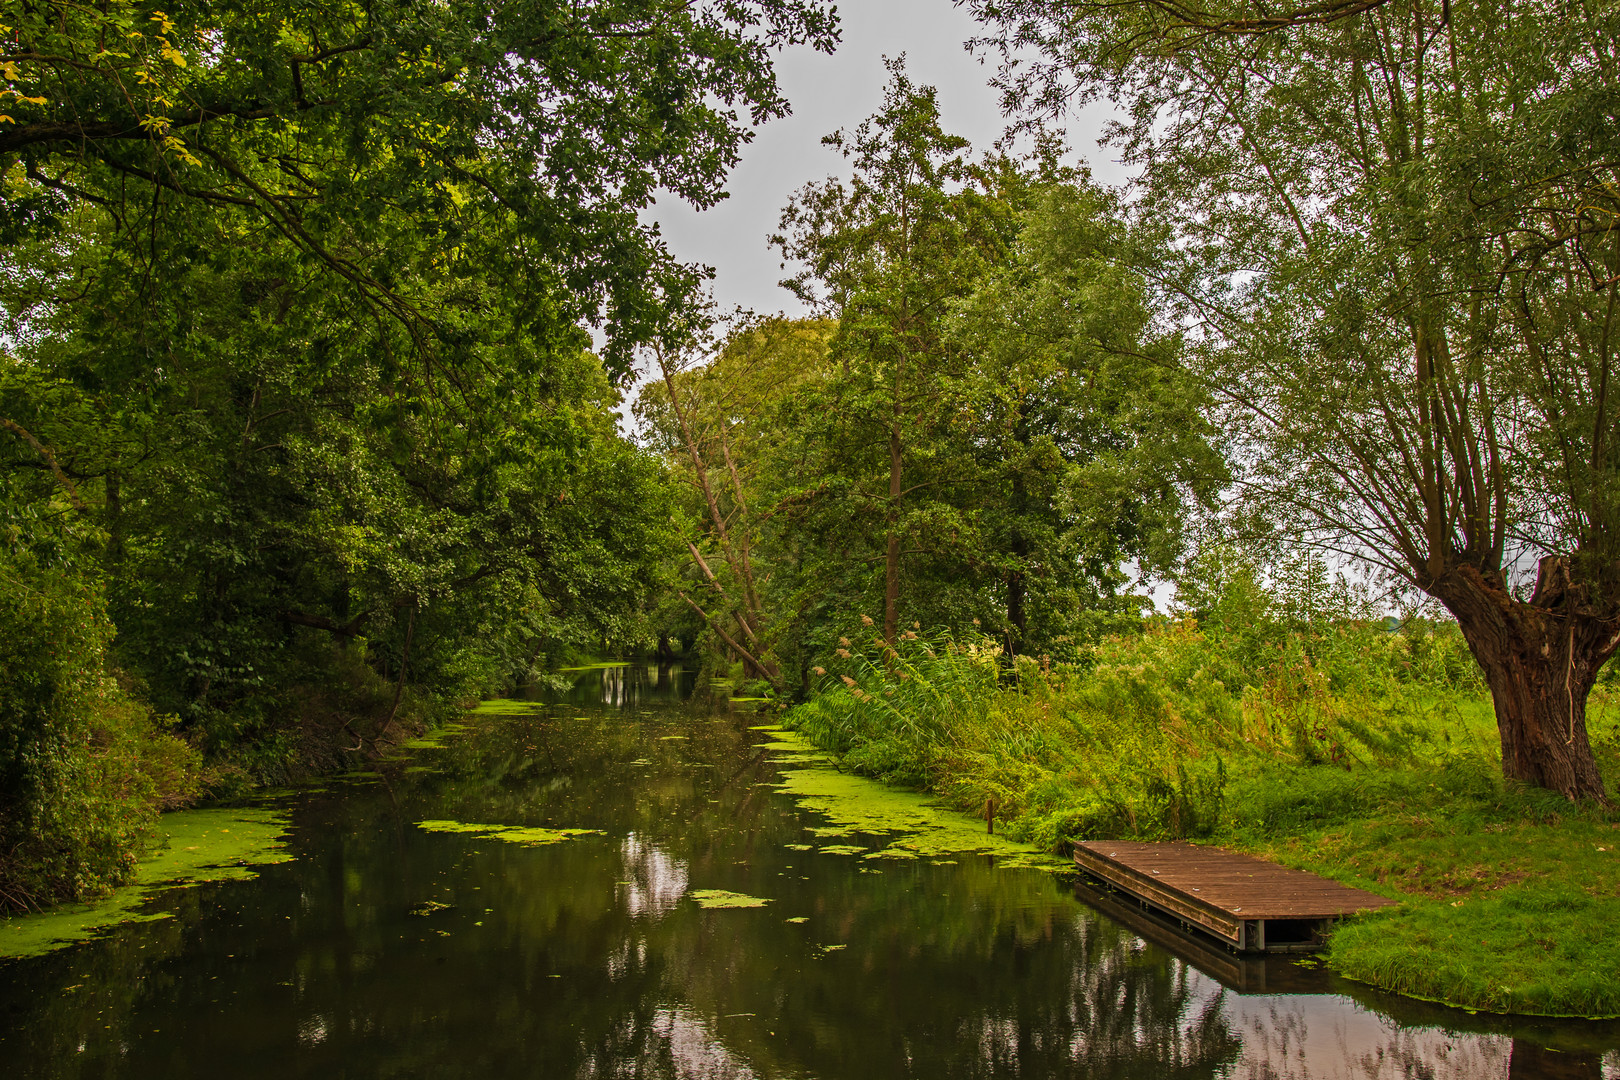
xmin=0 ymin=554 xmax=201 ymax=912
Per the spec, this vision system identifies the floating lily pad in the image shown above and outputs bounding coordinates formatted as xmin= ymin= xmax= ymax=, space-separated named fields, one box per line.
xmin=785 ymin=916 xmax=809 ymax=924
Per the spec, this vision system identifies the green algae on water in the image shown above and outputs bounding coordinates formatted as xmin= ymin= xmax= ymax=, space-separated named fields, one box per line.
xmin=769 ymin=730 xmax=1068 ymax=871
xmin=468 ymin=699 xmax=548 ymax=715
xmin=688 ymin=889 xmax=771 ymax=909
xmin=0 ymin=806 xmax=294 ymax=960
xmin=414 ymin=820 xmax=601 ymax=845
xmin=401 ymin=721 xmax=469 ymax=748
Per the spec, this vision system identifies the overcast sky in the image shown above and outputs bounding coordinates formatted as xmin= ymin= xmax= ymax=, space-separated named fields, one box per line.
xmin=643 ymin=0 xmax=1128 ymax=321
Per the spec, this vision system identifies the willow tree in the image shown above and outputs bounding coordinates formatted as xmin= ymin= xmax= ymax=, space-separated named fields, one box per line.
xmin=969 ymin=0 xmax=1620 ymax=797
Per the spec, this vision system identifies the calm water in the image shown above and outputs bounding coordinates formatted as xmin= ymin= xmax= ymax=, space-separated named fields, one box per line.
xmin=2 ymin=662 xmax=1618 ymax=1079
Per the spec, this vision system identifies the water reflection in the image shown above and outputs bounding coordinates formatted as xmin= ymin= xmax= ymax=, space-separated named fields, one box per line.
xmin=620 ymin=834 xmax=689 ymax=919
xmin=550 ymin=661 xmax=697 ymax=710
xmin=0 ymin=667 xmax=1616 ymax=1078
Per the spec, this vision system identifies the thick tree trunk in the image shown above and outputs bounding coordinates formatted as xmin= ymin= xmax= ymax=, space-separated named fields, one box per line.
xmin=1004 ymin=411 xmax=1031 ymax=660
xmin=884 ymin=420 xmax=903 ymax=644
xmin=1005 ymin=498 xmax=1029 ymax=658
xmin=1005 ymin=567 xmax=1026 ymax=658
xmin=1430 ymin=564 xmax=1616 ymax=801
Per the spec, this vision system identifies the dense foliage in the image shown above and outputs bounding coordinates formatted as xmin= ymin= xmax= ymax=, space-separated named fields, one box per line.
xmin=0 ymin=0 xmax=835 ymax=908
xmin=640 ymin=66 xmax=1221 ymax=693
xmin=0 ymin=547 xmax=200 ymax=911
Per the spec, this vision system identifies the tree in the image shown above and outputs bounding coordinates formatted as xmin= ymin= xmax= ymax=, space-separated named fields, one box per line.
xmin=773 ymin=59 xmax=1011 ymax=643
xmin=3 ymin=195 xmax=674 ymax=764
xmin=949 ymin=175 xmax=1225 ymax=656
xmin=1 ymin=0 xmax=838 ymax=376
xmin=636 ymin=315 xmax=837 ymax=689
xmin=969 ymin=0 xmax=1620 ymax=798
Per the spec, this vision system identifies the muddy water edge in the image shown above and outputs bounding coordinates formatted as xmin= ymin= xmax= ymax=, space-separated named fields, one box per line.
xmin=1 ymin=662 xmax=1617 ymax=1079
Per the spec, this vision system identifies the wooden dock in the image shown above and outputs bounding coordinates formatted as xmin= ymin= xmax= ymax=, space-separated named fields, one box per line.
xmin=1073 ymin=840 xmax=1397 ymax=953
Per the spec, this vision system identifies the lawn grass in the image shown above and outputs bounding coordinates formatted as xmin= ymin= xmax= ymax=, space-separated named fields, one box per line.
xmin=1224 ymin=760 xmax=1620 ymax=1016
xmin=785 ymin=619 xmax=1620 ymax=1017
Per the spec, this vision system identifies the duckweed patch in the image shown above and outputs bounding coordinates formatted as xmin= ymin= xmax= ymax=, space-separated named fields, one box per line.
xmin=401 ymin=722 xmax=470 ymax=747
xmin=769 ymin=733 xmax=1066 ymax=871
xmin=0 ymin=806 xmax=293 ymax=960
xmin=468 ymin=699 xmax=546 ymax=716
xmin=688 ymin=889 xmax=771 ymax=909
xmin=410 ymin=900 xmax=453 ymax=916
xmin=414 ymin=821 xmax=601 ymax=845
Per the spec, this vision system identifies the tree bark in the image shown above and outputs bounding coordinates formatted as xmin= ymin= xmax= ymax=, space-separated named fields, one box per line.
xmin=1430 ymin=563 xmax=1617 ymax=801
xmin=884 ymin=419 xmax=903 ymax=644
xmin=1006 ymin=566 xmax=1027 ymax=659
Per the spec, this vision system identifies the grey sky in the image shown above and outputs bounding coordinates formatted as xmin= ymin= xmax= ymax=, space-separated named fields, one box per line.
xmin=644 ymin=0 xmax=1127 ymax=320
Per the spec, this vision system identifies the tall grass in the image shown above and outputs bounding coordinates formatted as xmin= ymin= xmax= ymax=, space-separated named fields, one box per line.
xmin=787 ymin=616 xmax=1562 ymax=849
xmin=787 ymin=615 xmax=1620 ymax=1016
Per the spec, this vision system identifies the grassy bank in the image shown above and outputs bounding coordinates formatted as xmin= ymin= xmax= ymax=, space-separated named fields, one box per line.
xmin=785 ymin=618 xmax=1620 ymax=1018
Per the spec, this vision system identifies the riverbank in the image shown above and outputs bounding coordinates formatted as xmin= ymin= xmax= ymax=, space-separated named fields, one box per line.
xmin=785 ymin=620 xmax=1620 ymax=1018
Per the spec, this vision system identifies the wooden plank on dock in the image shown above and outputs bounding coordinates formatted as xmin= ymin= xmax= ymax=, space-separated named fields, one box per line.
xmin=1073 ymin=840 xmax=1397 ymax=953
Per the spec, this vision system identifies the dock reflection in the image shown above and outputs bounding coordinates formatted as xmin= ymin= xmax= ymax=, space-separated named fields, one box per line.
xmin=1072 ymin=876 xmax=1615 ymax=1079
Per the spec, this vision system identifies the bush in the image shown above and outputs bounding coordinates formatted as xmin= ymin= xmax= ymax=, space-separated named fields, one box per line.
xmin=0 ymin=554 xmax=201 ymax=912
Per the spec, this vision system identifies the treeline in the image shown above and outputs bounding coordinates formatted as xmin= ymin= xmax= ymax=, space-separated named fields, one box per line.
xmin=0 ymin=0 xmax=837 ymax=910
xmin=639 ymin=67 xmax=1224 ymax=694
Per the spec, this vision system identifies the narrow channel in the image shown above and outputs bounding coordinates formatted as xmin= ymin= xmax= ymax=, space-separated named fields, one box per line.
xmin=2 ymin=664 xmax=1616 ymax=1079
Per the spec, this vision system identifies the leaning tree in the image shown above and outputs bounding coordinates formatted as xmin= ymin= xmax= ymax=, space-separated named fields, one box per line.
xmin=968 ymin=0 xmax=1620 ymax=798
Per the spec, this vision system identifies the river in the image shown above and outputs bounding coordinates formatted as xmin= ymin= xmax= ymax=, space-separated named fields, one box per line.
xmin=2 ymin=662 xmax=1617 ymax=1078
